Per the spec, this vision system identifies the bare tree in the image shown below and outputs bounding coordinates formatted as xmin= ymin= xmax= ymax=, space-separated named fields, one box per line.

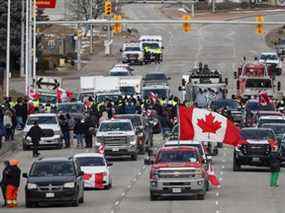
xmin=66 ymin=0 xmax=101 ymax=20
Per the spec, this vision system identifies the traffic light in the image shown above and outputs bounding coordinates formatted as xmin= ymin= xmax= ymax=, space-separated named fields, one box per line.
xmin=104 ymin=1 xmax=112 ymax=16
xmin=182 ymin=15 xmax=191 ymax=32
xmin=113 ymin=15 xmax=122 ymax=33
xmin=256 ymin=15 xmax=264 ymax=35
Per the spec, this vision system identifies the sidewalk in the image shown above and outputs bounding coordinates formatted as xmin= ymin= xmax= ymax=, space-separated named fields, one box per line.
xmin=0 ymin=139 xmax=19 ymax=159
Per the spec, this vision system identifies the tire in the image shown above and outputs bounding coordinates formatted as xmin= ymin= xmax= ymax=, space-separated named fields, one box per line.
xmin=131 ymin=153 xmax=138 ymax=161
xmin=106 ymin=183 xmax=112 ymax=189
xmin=197 ymin=194 xmax=205 ymax=200
xmin=79 ymin=195 xmax=84 ymax=204
xmin=150 ymin=192 xmax=158 ymax=201
xmin=71 ymin=198 xmax=79 ymax=207
xmin=57 ymin=143 xmax=63 ymax=149
xmin=25 ymin=200 xmax=35 ymax=208
xmin=233 ymin=154 xmax=241 ymax=171
xmin=23 ymin=144 xmax=29 ymax=151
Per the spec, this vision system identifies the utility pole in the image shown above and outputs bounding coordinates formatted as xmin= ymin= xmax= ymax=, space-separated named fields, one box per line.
xmin=76 ymin=25 xmax=81 ymax=72
xmin=25 ymin=0 xmax=30 ymax=95
xmin=212 ymin=0 xmax=216 ymax=13
xmin=5 ymin=0 xmax=11 ymax=97
xmin=32 ymin=0 xmax=37 ymax=79
xmin=20 ymin=0 xmax=25 ymax=78
xmin=29 ymin=0 xmax=33 ymax=84
xmin=90 ymin=0 xmax=94 ymax=54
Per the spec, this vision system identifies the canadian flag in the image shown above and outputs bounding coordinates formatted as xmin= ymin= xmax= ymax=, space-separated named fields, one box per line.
xmin=83 ymin=173 xmax=105 ymax=189
xmin=29 ymin=87 xmax=40 ymax=100
xmin=259 ymin=91 xmax=272 ymax=106
xmin=179 ymin=105 xmax=240 ymax=146
xmin=207 ymin=164 xmax=220 ymax=187
xmin=98 ymin=143 xmax=105 ymax=155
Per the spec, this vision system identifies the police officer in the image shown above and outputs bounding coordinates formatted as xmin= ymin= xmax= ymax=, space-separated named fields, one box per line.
xmin=25 ymin=121 xmax=43 ymax=157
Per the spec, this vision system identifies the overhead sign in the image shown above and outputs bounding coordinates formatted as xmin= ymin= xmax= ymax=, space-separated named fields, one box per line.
xmin=36 ymin=0 xmax=57 ymax=8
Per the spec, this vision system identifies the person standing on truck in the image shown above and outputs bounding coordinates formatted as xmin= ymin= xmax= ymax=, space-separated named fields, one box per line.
xmin=269 ymin=152 xmax=281 ymax=187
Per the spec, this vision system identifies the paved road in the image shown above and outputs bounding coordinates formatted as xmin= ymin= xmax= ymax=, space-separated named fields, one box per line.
xmin=4 ymin=4 xmax=285 ymax=213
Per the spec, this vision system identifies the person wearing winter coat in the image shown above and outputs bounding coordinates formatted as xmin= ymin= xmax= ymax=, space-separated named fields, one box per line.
xmin=0 ymin=161 xmax=9 ymax=207
xmin=74 ymin=119 xmax=85 ymax=148
xmin=269 ymin=152 xmax=281 ymax=187
xmin=4 ymin=160 xmax=21 ymax=208
xmin=59 ymin=115 xmax=70 ymax=148
xmin=3 ymin=110 xmax=13 ymax=141
xmin=25 ymin=121 xmax=43 ymax=157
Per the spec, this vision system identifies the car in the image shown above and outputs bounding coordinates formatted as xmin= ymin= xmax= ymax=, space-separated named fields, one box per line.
xmin=257 ymin=116 xmax=285 ymax=127
xmin=57 ymin=102 xmax=85 ymax=120
xmin=142 ymin=84 xmax=170 ymax=99
xmin=145 ymin=146 xmax=209 ymax=200
xmin=22 ymin=113 xmax=63 ymax=150
xmin=210 ymin=98 xmax=243 ymax=124
xmin=260 ymin=123 xmax=285 ymax=143
xmin=23 ymin=157 xmax=84 ymax=207
xmin=244 ymin=100 xmax=276 ymax=126
xmin=233 ymin=128 xmax=278 ymax=171
xmin=110 ymin=64 xmax=134 ymax=76
xmin=113 ymin=114 xmax=153 ymax=153
xmin=95 ymin=119 xmax=138 ymax=160
xmin=121 ymin=42 xmax=144 ymax=65
xmin=73 ymin=153 xmax=112 ymax=189
xmin=143 ymin=72 xmax=170 ymax=86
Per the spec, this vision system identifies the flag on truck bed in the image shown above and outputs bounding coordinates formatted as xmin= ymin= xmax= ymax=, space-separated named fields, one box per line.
xmin=178 ymin=105 xmax=240 ymax=146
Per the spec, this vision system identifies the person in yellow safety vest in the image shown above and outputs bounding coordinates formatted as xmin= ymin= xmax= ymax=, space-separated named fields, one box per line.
xmin=32 ymin=99 xmax=40 ymax=109
xmin=144 ymin=46 xmax=151 ymax=63
xmin=153 ymin=48 xmax=161 ymax=64
xmin=159 ymin=98 xmax=167 ymax=106
xmin=9 ymin=100 xmax=16 ymax=109
xmin=45 ymin=104 xmax=51 ymax=113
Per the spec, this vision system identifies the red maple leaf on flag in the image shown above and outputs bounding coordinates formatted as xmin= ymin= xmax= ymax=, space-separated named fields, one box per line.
xmin=197 ymin=113 xmax=222 ymax=134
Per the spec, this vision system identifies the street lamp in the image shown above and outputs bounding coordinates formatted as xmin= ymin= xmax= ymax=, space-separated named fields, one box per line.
xmin=6 ymin=0 xmax=11 ymax=97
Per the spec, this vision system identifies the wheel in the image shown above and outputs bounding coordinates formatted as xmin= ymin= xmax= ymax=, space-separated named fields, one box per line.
xmin=106 ymin=183 xmax=112 ymax=189
xmin=233 ymin=154 xmax=241 ymax=171
xmin=57 ymin=143 xmax=63 ymax=149
xmin=131 ymin=153 xmax=137 ymax=161
xmin=25 ymin=200 xmax=35 ymax=208
xmin=71 ymin=198 xmax=79 ymax=207
xmin=23 ymin=144 xmax=29 ymax=151
xmin=197 ymin=194 xmax=205 ymax=200
xmin=150 ymin=192 xmax=158 ymax=201
xmin=79 ymin=195 xmax=84 ymax=203
xmin=217 ymin=142 xmax=223 ymax=148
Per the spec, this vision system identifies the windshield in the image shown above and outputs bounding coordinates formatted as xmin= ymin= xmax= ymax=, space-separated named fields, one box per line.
xmin=30 ymin=161 xmax=75 ymax=177
xmin=96 ymin=94 xmax=120 ymax=102
xmin=125 ymin=47 xmax=141 ymax=51
xmin=110 ymin=72 xmax=129 ymax=76
xmin=245 ymin=79 xmax=272 ymax=88
xmin=261 ymin=124 xmax=285 ymax=135
xmin=142 ymin=43 xmax=160 ymax=49
xmin=145 ymin=73 xmax=167 ymax=81
xmin=99 ymin=122 xmax=132 ymax=132
xmin=157 ymin=150 xmax=198 ymax=163
xmin=76 ymin=157 xmax=105 ymax=167
xmin=27 ymin=116 xmax=57 ymax=125
xmin=142 ymin=89 xmax=168 ymax=99
xmin=57 ymin=103 xmax=83 ymax=113
xmin=120 ymin=86 xmax=136 ymax=96
xmin=240 ymin=129 xmax=275 ymax=140
xmin=211 ymin=99 xmax=239 ymax=110
xmin=260 ymin=54 xmax=278 ymax=61
xmin=259 ymin=118 xmax=285 ymax=126
xmin=39 ymin=95 xmax=57 ymax=104
xmin=246 ymin=102 xmax=275 ymax=111
xmin=115 ymin=115 xmax=142 ymax=127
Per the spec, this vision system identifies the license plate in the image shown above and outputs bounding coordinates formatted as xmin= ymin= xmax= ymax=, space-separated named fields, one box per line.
xmin=252 ymin=157 xmax=259 ymax=162
xmin=112 ymin=148 xmax=119 ymax=152
xmin=46 ymin=193 xmax=55 ymax=198
xmin=172 ymin=188 xmax=181 ymax=193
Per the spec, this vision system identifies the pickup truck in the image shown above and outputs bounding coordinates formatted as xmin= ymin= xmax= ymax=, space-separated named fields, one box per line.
xmin=96 ymin=119 xmax=138 ymax=160
xmin=145 ymin=146 xmax=209 ymax=200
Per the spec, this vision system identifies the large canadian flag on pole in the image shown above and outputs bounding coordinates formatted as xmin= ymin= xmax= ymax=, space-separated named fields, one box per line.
xmin=179 ymin=105 xmax=240 ymax=146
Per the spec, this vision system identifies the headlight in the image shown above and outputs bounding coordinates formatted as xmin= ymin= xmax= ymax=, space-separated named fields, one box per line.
xmin=128 ymin=136 xmax=136 ymax=143
xmin=54 ymin=130 xmax=61 ymax=136
xmin=63 ymin=182 xmax=75 ymax=188
xmin=130 ymin=140 xmax=137 ymax=145
xmin=27 ymin=183 xmax=37 ymax=190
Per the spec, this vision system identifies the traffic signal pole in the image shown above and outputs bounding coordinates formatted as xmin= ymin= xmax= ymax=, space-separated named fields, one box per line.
xmin=5 ymin=0 xmax=11 ymax=97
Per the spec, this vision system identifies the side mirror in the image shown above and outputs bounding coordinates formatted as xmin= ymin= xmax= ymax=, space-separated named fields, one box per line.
xmin=161 ymin=46 xmax=165 ymax=49
xmin=120 ymin=48 xmax=123 ymax=52
xmin=22 ymin=173 xmax=28 ymax=178
xmin=234 ymin=72 xmax=237 ymax=79
xmin=79 ymin=171 xmax=84 ymax=176
xmin=107 ymin=161 xmax=113 ymax=167
xmin=225 ymin=78 xmax=228 ymax=85
xmin=167 ymin=77 xmax=171 ymax=80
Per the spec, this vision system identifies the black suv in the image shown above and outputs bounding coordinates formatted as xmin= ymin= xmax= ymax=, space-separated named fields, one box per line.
xmin=233 ymin=128 xmax=278 ymax=171
xmin=23 ymin=157 xmax=84 ymax=208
